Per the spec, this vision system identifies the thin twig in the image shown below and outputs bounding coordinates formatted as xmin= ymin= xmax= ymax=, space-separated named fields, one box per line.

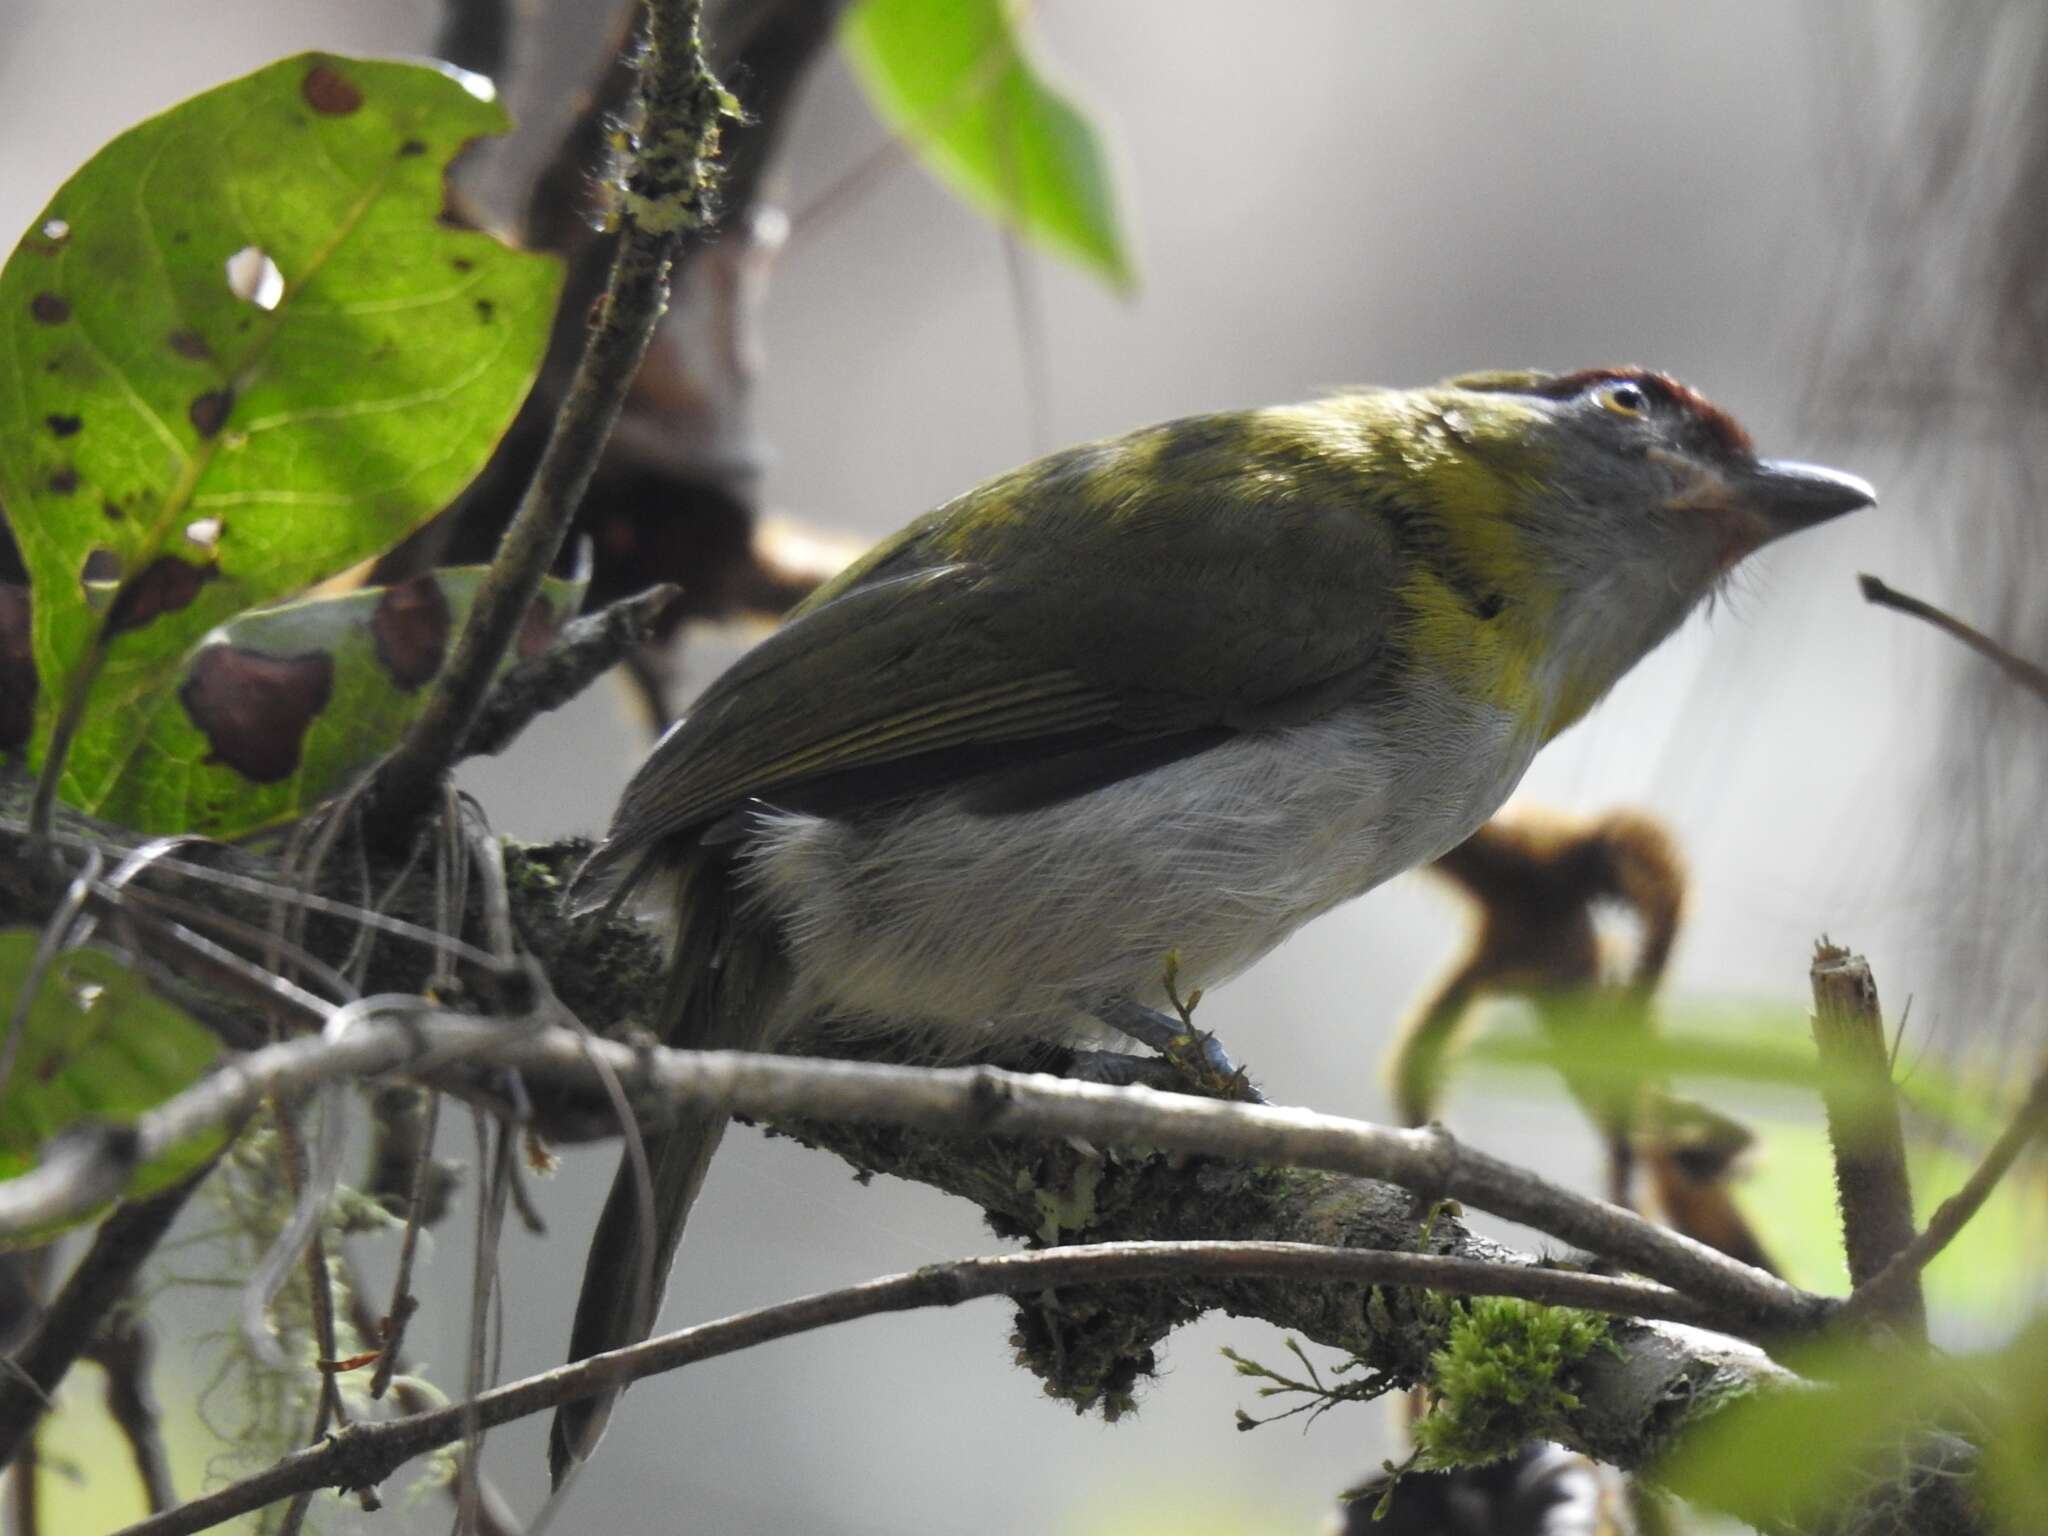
xmin=458 ymin=585 xmax=681 ymax=761
xmin=0 ymin=1014 xmax=1828 ymax=1333
xmin=1859 ymin=574 xmax=2048 ymax=706
xmin=5 ymin=1419 xmax=37 ymax=1536
xmin=0 ymin=822 xmax=506 ymax=974
xmin=372 ymin=0 xmax=731 ymax=828
xmin=108 ymin=1240 xmax=1749 ymax=1536
xmin=0 ymin=1168 xmax=213 ymax=1469
xmin=269 ymin=1096 xmax=350 ymax=1536
xmin=340 ymin=1249 xmax=521 ymax=1535
xmin=1836 ymin=1058 xmax=2048 ymax=1330
xmin=366 ymin=1088 xmax=439 ymax=1402
xmin=85 ymin=1300 xmax=177 ymax=1513
xmin=458 ymin=1114 xmax=518 ymax=1532
xmin=1809 ymin=942 xmax=1926 ymax=1338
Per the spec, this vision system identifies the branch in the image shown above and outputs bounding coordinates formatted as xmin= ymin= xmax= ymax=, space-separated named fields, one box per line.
xmin=0 ymin=803 xmax=1985 ymax=1533
xmin=0 ymin=1013 xmax=1827 ymax=1337
xmin=1835 ymin=1057 xmax=2048 ymax=1331
xmin=1809 ymin=944 xmax=1925 ymax=1338
xmin=371 ymin=0 xmax=730 ymax=825
xmin=1858 ymin=574 xmax=2048 ymax=707
xmin=456 ymin=584 xmax=681 ymax=762
xmin=0 ymin=1166 xmax=211 ymax=1469
xmin=105 ymin=1240 xmax=1769 ymax=1536
xmin=85 ymin=1302 xmax=176 ymax=1514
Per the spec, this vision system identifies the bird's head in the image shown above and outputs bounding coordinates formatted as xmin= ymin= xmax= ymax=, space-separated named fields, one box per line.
xmin=1402 ymin=367 xmax=1875 ymax=732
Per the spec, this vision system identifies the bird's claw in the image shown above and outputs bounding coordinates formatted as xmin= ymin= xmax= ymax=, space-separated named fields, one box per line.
xmin=1097 ymin=998 xmax=1263 ymax=1103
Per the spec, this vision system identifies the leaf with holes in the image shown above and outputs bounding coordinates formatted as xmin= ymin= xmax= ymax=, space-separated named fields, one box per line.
xmin=0 ymin=932 xmax=223 ymax=1242
xmin=843 ymin=0 xmax=1135 ymax=292
xmin=95 ymin=563 xmax=587 ymax=836
xmin=0 ymin=53 xmax=562 ymax=815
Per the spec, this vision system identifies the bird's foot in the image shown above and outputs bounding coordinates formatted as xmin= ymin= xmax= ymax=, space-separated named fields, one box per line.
xmin=1097 ymin=998 xmax=1263 ymax=1103
xmin=1066 ymin=1049 xmax=1188 ymax=1091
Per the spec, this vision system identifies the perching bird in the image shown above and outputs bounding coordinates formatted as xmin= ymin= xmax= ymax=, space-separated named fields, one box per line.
xmin=550 ymin=367 xmax=1873 ymax=1477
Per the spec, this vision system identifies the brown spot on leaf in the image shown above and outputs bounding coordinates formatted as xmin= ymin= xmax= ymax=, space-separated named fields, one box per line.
xmin=517 ymin=597 xmax=558 ymax=660
xmin=302 ymin=63 xmax=364 ymax=116
xmin=168 ymin=329 xmax=211 ymax=360
xmin=46 ymin=467 xmax=78 ymax=495
xmin=398 ymin=138 xmax=427 ymax=157
xmin=106 ymin=555 xmax=218 ymax=635
xmin=102 ymin=499 xmax=123 ymax=522
xmin=474 ymin=298 xmax=495 ymax=322
xmin=45 ymin=413 xmax=81 ymax=438
xmin=188 ymin=388 xmax=234 ymax=438
xmin=0 ymin=584 xmax=34 ymax=751
xmin=30 ymin=292 xmax=69 ymax=325
xmin=372 ymin=575 xmax=451 ymax=691
xmin=451 ymin=256 xmax=474 ymax=273
xmin=181 ymin=645 xmax=333 ymax=782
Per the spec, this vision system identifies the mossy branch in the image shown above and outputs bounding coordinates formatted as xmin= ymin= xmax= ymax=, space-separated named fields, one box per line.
xmin=0 ymin=780 xmax=1989 ymax=1536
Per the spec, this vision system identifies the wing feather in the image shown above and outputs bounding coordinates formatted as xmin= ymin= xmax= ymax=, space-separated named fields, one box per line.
xmin=588 ymin=401 xmax=1407 ymax=885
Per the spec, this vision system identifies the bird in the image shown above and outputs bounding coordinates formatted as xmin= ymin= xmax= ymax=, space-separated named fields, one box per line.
xmin=548 ymin=366 xmax=1874 ymax=1478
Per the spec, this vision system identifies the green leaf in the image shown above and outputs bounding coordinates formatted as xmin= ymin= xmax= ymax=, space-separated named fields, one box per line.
xmin=93 ymin=564 xmax=587 ymax=837
xmin=1664 ymin=1327 xmax=2047 ymax=1535
xmin=1459 ymin=1000 xmax=2003 ymax=1140
xmin=1656 ymin=1339 xmax=1942 ymax=1528
xmin=0 ymin=53 xmax=563 ymax=812
xmin=842 ymin=0 xmax=1135 ymax=291
xmin=0 ymin=932 xmax=222 ymax=1241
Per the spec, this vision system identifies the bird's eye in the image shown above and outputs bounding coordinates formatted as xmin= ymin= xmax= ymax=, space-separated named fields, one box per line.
xmin=1596 ymin=381 xmax=1650 ymax=418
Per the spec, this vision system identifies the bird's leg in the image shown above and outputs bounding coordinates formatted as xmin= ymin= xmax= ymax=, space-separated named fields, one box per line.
xmin=1096 ymin=996 xmax=1263 ymax=1103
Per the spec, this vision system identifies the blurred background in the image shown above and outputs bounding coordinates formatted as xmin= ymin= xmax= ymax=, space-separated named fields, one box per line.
xmin=3 ymin=1 xmax=2041 ymax=1531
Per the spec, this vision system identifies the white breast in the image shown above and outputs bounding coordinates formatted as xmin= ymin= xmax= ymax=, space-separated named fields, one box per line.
xmin=738 ymin=693 xmax=1541 ymax=1049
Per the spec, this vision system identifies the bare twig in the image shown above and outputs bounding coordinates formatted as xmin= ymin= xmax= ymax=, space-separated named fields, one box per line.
xmin=269 ymin=1096 xmax=352 ymax=1536
xmin=4 ymin=1420 xmax=37 ymax=1536
xmin=459 ymin=585 xmax=681 ymax=761
xmin=458 ymin=1113 xmax=517 ymax=1530
xmin=0 ymin=1014 xmax=1827 ymax=1333
xmin=85 ymin=1301 xmax=176 ymax=1513
xmin=366 ymin=1089 xmax=440 ymax=1402
xmin=1836 ymin=1058 xmax=2048 ymax=1330
xmin=0 ymin=1168 xmax=212 ymax=1469
xmin=340 ymin=1249 xmax=520 ymax=1535
xmin=0 ymin=824 xmax=510 ymax=975
xmin=1859 ymin=574 xmax=2048 ymax=706
xmin=1809 ymin=943 xmax=1926 ymax=1338
xmin=372 ymin=0 xmax=731 ymax=828
xmin=108 ymin=1240 xmax=1765 ymax=1536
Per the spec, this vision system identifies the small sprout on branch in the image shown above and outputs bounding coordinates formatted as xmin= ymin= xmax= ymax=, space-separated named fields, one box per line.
xmin=1222 ymin=1338 xmax=1399 ymax=1432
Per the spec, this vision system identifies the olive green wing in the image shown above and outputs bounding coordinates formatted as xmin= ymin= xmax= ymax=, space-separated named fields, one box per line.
xmin=595 ymin=405 xmax=1405 ymax=869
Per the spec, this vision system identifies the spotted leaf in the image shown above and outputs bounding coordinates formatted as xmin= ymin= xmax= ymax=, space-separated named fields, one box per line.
xmin=96 ymin=564 xmax=585 ymax=836
xmin=0 ymin=53 xmax=563 ymax=815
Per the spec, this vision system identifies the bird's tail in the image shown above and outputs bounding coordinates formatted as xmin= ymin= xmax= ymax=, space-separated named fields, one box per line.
xmin=548 ymin=843 xmax=787 ymax=1485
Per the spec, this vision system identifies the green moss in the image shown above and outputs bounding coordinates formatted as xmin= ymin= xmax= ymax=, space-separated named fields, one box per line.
xmin=1413 ymin=1297 xmax=1612 ymax=1469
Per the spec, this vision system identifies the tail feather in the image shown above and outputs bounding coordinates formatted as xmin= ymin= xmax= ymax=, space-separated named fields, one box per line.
xmin=548 ymin=844 xmax=786 ymax=1485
